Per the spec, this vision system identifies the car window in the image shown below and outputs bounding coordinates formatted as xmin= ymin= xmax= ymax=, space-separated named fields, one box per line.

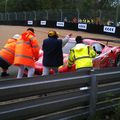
xmin=63 ymin=41 xmax=76 ymax=54
xmin=92 ymin=43 xmax=103 ymax=53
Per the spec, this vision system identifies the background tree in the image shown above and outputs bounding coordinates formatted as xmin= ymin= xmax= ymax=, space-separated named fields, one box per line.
xmin=0 ymin=0 xmax=119 ymax=24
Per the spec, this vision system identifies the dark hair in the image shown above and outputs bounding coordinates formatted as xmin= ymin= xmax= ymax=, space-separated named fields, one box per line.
xmin=75 ymin=36 xmax=83 ymax=43
xmin=27 ymin=28 xmax=34 ymax=33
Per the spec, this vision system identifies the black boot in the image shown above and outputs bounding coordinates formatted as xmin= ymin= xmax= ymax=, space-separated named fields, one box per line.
xmin=1 ymin=72 xmax=10 ymax=77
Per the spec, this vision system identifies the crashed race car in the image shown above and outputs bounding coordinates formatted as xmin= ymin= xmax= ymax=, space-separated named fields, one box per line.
xmin=59 ymin=38 xmax=120 ymax=73
xmin=25 ymin=38 xmax=120 ymax=75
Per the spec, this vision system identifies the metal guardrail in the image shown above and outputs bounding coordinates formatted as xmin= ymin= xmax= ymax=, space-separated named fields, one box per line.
xmin=0 ymin=67 xmax=120 ymax=120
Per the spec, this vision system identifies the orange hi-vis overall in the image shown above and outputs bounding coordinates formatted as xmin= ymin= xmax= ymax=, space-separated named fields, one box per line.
xmin=14 ymin=31 xmax=40 ymax=68
xmin=0 ymin=38 xmax=16 ymax=65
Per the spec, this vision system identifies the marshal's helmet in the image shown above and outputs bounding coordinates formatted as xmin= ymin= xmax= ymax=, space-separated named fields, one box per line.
xmin=12 ymin=34 xmax=20 ymax=39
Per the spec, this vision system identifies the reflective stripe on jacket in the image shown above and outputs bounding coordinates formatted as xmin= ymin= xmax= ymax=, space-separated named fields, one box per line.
xmin=14 ymin=31 xmax=40 ymax=67
xmin=0 ymin=38 xmax=16 ymax=65
xmin=68 ymin=43 xmax=97 ymax=69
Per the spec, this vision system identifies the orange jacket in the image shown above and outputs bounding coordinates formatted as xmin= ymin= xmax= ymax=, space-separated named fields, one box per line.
xmin=0 ymin=38 xmax=16 ymax=65
xmin=14 ymin=30 xmax=40 ymax=67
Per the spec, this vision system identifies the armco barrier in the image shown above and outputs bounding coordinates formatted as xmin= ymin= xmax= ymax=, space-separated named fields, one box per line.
xmin=0 ymin=67 xmax=120 ymax=120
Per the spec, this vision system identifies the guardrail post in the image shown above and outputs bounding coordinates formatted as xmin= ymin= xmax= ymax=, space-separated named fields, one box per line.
xmin=89 ymin=70 xmax=97 ymax=120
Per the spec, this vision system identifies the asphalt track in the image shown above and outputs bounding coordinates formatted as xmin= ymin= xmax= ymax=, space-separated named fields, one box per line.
xmin=0 ymin=25 xmax=120 ymax=80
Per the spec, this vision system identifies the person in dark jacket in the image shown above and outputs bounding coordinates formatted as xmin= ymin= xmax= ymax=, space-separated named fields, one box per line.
xmin=42 ymin=30 xmax=72 ymax=75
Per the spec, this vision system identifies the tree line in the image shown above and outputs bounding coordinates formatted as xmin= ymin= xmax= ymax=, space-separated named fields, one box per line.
xmin=0 ymin=0 xmax=119 ymax=24
xmin=0 ymin=0 xmax=116 ymax=12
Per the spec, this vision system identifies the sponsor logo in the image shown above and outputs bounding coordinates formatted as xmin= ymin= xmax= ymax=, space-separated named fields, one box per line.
xmin=27 ymin=20 xmax=33 ymax=25
xmin=56 ymin=22 xmax=64 ymax=27
xmin=40 ymin=21 xmax=46 ymax=25
xmin=78 ymin=23 xmax=87 ymax=30
xmin=103 ymin=26 xmax=116 ymax=33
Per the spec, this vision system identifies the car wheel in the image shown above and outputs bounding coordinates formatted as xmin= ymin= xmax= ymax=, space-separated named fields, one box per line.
xmin=116 ymin=54 xmax=120 ymax=67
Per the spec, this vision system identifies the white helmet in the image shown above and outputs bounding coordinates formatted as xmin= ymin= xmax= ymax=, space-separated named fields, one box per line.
xmin=12 ymin=34 xmax=20 ymax=39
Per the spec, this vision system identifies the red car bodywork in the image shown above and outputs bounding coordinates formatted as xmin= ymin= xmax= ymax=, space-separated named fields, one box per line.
xmin=84 ymin=39 xmax=120 ymax=68
xmin=34 ymin=38 xmax=120 ymax=74
xmin=34 ymin=52 xmax=70 ymax=75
